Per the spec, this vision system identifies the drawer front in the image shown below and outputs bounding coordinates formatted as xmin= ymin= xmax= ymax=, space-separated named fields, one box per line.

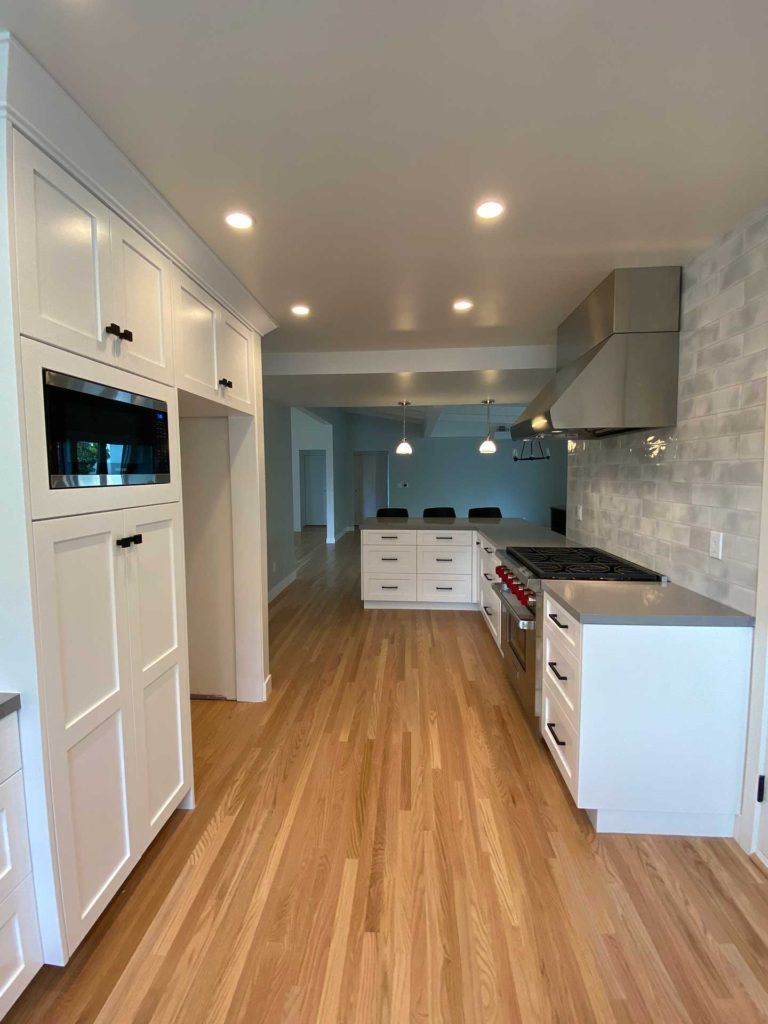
xmin=362 ymin=530 xmax=413 ymax=546
xmin=363 ymin=546 xmax=417 ymax=573
xmin=544 ymin=632 xmax=581 ymax=721
xmin=0 ymin=875 xmax=43 ymax=1020
xmin=480 ymin=581 xmax=502 ymax=645
xmin=543 ymin=594 xmax=581 ymax=653
xmin=363 ymin=575 xmax=418 ymax=601
xmin=541 ymin=685 xmax=580 ymax=801
xmin=0 ymin=715 xmax=21 ymax=786
xmin=417 ymin=546 xmax=472 ymax=574
xmin=417 ymin=575 xmax=472 ymax=603
xmin=480 ymin=548 xmax=501 ymax=586
xmin=0 ymin=774 xmax=32 ymax=905
xmin=418 ymin=530 xmax=472 ymax=547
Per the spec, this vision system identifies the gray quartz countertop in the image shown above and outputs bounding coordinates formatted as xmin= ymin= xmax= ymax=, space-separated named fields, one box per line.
xmin=361 ymin=517 xmax=573 ymax=549
xmin=543 ymin=580 xmax=754 ymax=627
xmin=0 ymin=693 xmax=21 ymax=721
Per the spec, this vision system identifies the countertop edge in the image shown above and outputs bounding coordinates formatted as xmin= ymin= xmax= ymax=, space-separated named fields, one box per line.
xmin=544 ymin=584 xmax=754 ymax=628
xmin=0 ymin=693 xmax=21 ymax=721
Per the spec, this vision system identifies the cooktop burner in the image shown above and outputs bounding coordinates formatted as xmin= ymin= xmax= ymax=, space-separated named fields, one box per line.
xmin=505 ymin=546 xmax=664 ymax=582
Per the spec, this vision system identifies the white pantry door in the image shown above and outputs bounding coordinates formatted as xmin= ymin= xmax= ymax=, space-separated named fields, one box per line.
xmin=110 ymin=216 xmax=175 ymax=385
xmin=33 ymin=511 xmax=139 ymax=954
xmin=124 ymin=504 xmax=193 ymax=846
xmin=13 ymin=132 xmax=113 ymax=363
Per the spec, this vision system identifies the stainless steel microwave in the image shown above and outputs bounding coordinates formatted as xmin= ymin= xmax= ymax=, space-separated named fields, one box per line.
xmin=42 ymin=369 xmax=171 ymax=489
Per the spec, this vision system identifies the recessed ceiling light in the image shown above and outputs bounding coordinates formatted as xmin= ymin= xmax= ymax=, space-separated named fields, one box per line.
xmin=291 ymin=304 xmax=311 ymax=317
xmin=475 ymin=199 xmax=505 ymax=220
xmin=453 ymin=298 xmax=474 ymax=312
xmin=225 ymin=211 xmax=253 ymax=230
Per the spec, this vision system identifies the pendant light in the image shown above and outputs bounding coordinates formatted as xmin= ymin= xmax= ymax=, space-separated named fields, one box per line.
xmin=396 ymin=400 xmax=413 ymax=455
xmin=478 ymin=398 xmax=497 ymax=454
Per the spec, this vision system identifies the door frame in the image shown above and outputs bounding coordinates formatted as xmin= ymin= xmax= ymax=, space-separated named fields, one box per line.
xmin=354 ymin=450 xmax=390 ymax=526
xmin=300 ymin=449 xmax=328 ymax=527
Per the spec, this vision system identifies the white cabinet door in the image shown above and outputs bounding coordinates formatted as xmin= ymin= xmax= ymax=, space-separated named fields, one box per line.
xmin=0 ymin=877 xmax=43 ymax=1020
xmin=110 ymin=216 xmax=174 ymax=385
xmin=217 ymin=311 xmax=254 ymax=413
xmin=124 ymin=505 xmax=192 ymax=845
xmin=13 ymin=132 xmax=113 ymax=362
xmin=33 ymin=512 xmax=139 ymax=952
xmin=172 ymin=271 xmax=220 ymax=401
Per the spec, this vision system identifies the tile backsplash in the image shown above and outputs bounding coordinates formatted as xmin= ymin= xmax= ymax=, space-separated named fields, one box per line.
xmin=567 ymin=203 xmax=768 ymax=614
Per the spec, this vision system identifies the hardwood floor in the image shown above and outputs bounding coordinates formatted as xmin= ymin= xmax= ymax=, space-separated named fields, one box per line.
xmin=9 ymin=533 xmax=768 ymax=1022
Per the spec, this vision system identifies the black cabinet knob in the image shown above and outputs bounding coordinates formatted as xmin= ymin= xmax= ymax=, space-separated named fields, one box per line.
xmin=105 ymin=322 xmax=121 ymax=337
xmin=115 ymin=537 xmax=131 ymax=548
xmin=218 ymin=378 xmax=234 ymax=389
xmin=131 ymin=534 xmax=143 ymax=545
xmin=119 ymin=328 xmax=133 ymax=342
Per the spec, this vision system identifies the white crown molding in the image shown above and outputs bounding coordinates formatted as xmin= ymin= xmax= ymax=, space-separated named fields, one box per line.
xmin=262 ymin=344 xmax=556 ymax=376
xmin=0 ymin=33 xmax=276 ymax=336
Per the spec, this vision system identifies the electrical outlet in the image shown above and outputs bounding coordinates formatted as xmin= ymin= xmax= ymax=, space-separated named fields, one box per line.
xmin=709 ymin=530 xmax=724 ymax=560
xmin=576 ymin=504 xmax=583 ymax=521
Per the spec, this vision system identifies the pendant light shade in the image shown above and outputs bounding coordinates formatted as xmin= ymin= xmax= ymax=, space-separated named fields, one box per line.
xmin=479 ymin=398 xmax=497 ymax=454
xmin=396 ymin=400 xmax=412 ymax=456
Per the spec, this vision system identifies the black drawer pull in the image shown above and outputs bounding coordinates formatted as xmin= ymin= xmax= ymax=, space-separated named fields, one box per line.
xmin=484 ymin=546 xmax=493 ymax=553
xmin=549 ymin=613 xmax=568 ymax=629
xmin=436 ymin=535 xmax=453 ymax=540
xmin=381 ymin=535 xmax=398 ymax=539
xmin=436 ymin=557 xmax=453 ymax=562
xmin=381 ymin=585 xmax=399 ymax=590
xmin=105 ymin=322 xmax=121 ymax=337
xmin=436 ymin=586 xmax=453 ymax=591
xmin=547 ymin=723 xmax=566 ymax=747
xmin=548 ymin=661 xmax=567 ymax=681
xmin=381 ymin=557 xmax=398 ymax=561
xmin=483 ymin=572 xmax=493 ymax=580
xmin=119 ymin=328 xmax=133 ymax=342
xmin=483 ymin=605 xmax=493 ymax=616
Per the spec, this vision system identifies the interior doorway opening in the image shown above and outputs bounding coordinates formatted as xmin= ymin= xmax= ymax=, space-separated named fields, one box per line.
xmin=300 ymin=449 xmax=328 ymax=526
xmin=354 ymin=450 xmax=389 ymax=526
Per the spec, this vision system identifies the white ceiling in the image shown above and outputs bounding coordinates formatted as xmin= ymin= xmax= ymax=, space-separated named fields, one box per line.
xmin=1 ymin=1 xmax=767 ymax=359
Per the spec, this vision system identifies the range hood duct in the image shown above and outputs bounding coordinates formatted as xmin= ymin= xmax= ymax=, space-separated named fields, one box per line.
xmin=510 ymin=266 xmax=681 ymax=441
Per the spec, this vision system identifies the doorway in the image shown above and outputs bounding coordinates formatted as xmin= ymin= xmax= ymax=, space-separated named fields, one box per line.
xmin=354 ymin=451 xmax=389 ymax=526
xmin=300 ymin=450 xmax=327 ymax=527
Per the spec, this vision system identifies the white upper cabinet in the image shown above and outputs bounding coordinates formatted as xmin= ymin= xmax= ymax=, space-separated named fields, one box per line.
xmin=217 ymin=310 xmax=254 ymax=413
xmin=172 ymin=270 xmax=220 ymax=401
xmin=13 ymin=133 xmax=112 ymax=360
xmin=109 ymin=216 xmax=174 ymax=385
xmin=14 ymin=133 xmax=175 ymax=386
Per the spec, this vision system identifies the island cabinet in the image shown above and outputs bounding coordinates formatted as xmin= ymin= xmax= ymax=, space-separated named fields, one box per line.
xmin=540 ymin=591 xmax=752 ymax=836
xmin=361 ymin=529 xmax=474 ymax=608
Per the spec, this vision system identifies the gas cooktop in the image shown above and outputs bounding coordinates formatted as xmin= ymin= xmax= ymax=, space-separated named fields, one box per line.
xmin=505 ymin=546 xmax=665 ymax=583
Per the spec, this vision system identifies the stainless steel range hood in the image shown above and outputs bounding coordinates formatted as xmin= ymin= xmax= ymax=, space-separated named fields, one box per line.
xmin=510 ymin=266 xmax=681 ymax=441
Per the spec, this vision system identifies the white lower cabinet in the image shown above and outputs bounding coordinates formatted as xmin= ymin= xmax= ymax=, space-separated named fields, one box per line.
xmin=361 ymin=529 xmax=472 ymax=606
xmin=33 ymin=503 xmax=192 ymax=952
xmin=0 ymin=713 xmax=43 ymax=1019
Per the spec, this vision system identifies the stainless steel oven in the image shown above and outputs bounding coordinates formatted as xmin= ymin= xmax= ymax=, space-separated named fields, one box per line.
xmin=496 ymin=584 xmax=537 ymax=723
xmin=43 ymin=369 xmax=171 ymax=489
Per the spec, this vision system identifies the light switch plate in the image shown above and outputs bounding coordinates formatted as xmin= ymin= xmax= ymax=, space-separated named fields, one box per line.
xmin=710 ymin=530 xmax=724 ymax=559
xmin=576 ymin=504 xmax=583 ymax=521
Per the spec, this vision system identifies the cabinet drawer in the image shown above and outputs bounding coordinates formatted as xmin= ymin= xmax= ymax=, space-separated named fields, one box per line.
xmin=417 ymin=546 xmax=472 ymax=574
xmin=363 ymin=575 xmax=417 ymax=601
xmin=480 ymin=581 xmax=501 ymax=645
xmin=543 ymin=594 xmax=581 ymax=653
xmin=0 ymin=715 xmax=21 ymax=786
xmin=480 ymin=548 xmax=501 ymax=586
xmin=362 ymin=530 xmax=413 ymax=546
xmin=0 ymin=875 xmax=43 ymax=1020
xmin=417 ymin=575 xmax=472 ymax=603
xmin=363 ymin=546 xmax=417 ymax=573
xmin=544 ymin=633 xmax=581 ymax=722
xmin=418 ymin=530 xmax=472 ymax=547
xmin=541 ymin=685 xmax=580 ymax=801
xmin=0 ymin=773 xmax=32 ymax=905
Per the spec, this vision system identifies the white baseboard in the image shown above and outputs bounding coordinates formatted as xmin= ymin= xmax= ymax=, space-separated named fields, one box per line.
xmin=268 ymin=570 xmax=297 ymax=603
xmin=331 ymin=525 xmax=354 ymax=544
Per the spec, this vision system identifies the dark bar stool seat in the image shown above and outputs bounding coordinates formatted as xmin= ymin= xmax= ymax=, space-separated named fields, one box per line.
xmin=468 ymin=506 xmax=502 ymax=518
xmin=423 ymin=506 xmax=456 ymax=518
xmin=376 ymin=507 xmax=408 ymax=518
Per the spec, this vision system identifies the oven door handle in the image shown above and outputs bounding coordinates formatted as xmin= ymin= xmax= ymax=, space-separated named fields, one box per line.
xmin=496 ymin=586 xmax=536 ymax=630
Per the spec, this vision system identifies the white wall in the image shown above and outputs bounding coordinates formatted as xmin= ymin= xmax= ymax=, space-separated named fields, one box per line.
xmin=179 ymin=418 xmax=237 ymax=699
xmin=290 ymin=408 xmax=334 ymax=543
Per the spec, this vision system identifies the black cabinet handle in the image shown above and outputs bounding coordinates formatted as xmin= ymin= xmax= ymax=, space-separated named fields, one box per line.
xmin=483 ymin=605 xmax=493 ymax=616
xmin=484 ymin=546 xmax=493 ymax=553
xmin=548 ymin=661 xmax=567 ymax=681
xmin=436 ymin=557 xmax=453 ymax=562
xmin=381 ymin=585 xmax=399 ymax=590
xmin=436 ymin=586 xmax=453 ymax=591
xmin=116 ymin=537 xmax=132 ymax=548
xmin=549 ymin=613 xmax=568 ymax=629
xmin=105 ymin=322 xmax=121 ymax=337
xmin=218 ymin=377 xmax=229 ymax=388
xmin=119 ymin=328 xmax=133 ymax=342
xmin=131 ymin=534 xmax=143 ymax=545
xmin=381 ymin=535 xmax=398 ymax=539
xmin=483 ymin=572 xmax=493 ymax=581
xmin=226 ymin=380 xmax=233 ymax=389
xmin=381 ymin=557 xmax=398 ymax=561
xmin=547 ymin=723 xmax=566 ymax=747
xmin=436 ymin=535 xmax=453 ymax=540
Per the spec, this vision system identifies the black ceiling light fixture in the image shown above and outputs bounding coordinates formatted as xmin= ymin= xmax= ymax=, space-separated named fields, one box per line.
xmin=512 ymin=438 xmax=551 ymax=462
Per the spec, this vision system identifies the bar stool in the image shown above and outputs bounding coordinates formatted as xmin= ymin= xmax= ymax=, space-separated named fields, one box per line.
xmin=423 ymin=506 xmax=456 ymax=518
xmin=468 ymin=506 xmax=502 ymax=518
xmin=376 ymin=507 xmax=409 ymax=518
